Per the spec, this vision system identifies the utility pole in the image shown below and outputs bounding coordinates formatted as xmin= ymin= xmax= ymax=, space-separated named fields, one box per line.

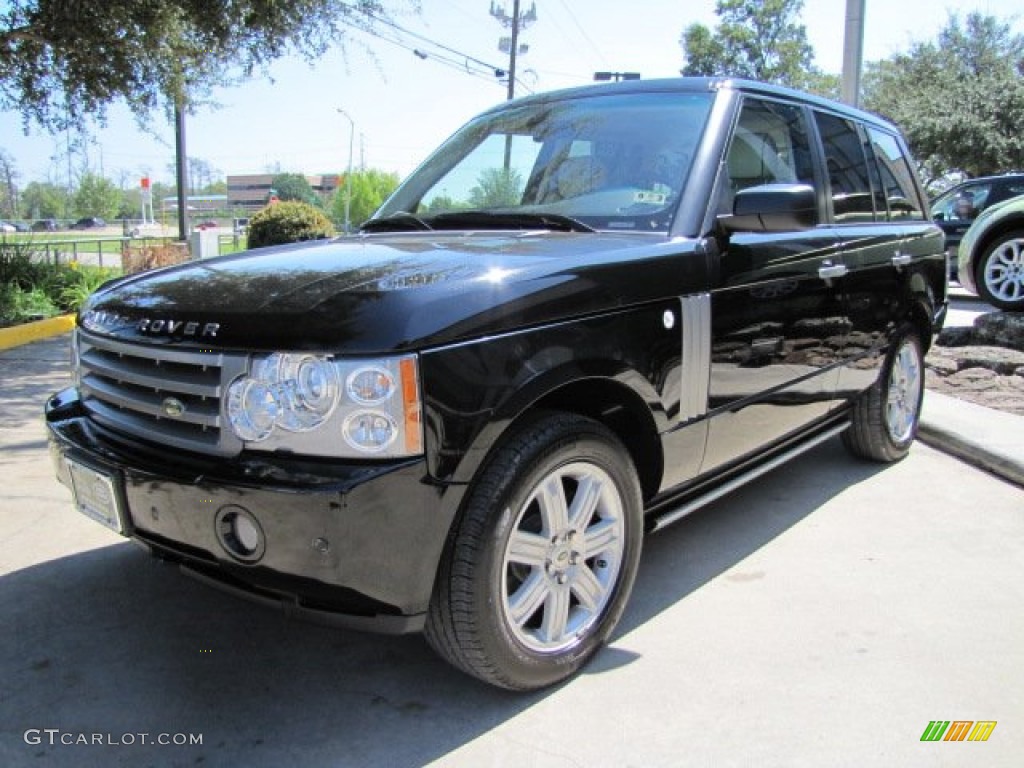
xmin=337 ymin=108 xmax=355 ymax=234
xmin=841 ymin=0 xmax=866 ymax=107
xmin=490 ymin=1 xmax=537 ymax=100
xmin=174 ymin=103 xmax=188 ymax=242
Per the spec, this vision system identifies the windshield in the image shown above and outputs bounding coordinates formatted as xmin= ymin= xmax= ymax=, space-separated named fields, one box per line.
xmin=375 ymin=91 xmax=713 ymax=233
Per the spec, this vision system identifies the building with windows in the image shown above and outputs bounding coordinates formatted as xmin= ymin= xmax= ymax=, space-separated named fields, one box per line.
xmin=226 ymin=174 xmax=341 ymax=211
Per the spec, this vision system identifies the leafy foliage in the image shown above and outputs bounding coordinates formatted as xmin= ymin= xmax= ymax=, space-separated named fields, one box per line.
xmin=468 ymin=167 xmax=523 ymax=208
xmin=862 ymin=12 xmax=1024 ymax=181
xmin=0 ymin=240 xmax=120 ymax=325
xmin=246 ymin=200 xmax=336 ymax=248
xmin=20 ymin=180 xmax=68 ymax=219
xmin=271 ymin=173 xmax=318 ymax=205
xmin=0 ymin=1 xmax=420 ymax=130
xmin=680 ymin=0 xmax=837 ymax=96
xmin=73 ymin=172 xmax=120 ymax=218
xmin=0 ymin=148 xmax=18 ymax=217
xmin=331 ymin=168 xmax=400 ymax=228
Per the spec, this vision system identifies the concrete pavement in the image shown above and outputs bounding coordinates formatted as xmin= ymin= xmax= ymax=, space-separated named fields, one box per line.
xmin=3 ymin=331 xmax=1023 ymax=767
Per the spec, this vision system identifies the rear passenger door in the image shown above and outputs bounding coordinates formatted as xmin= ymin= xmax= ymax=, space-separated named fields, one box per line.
xmin=702 ymin=97 xmax=848 ymax=472
xmin=817 ymin=115 xmax=934 ymax=396
xmin=811 ymin=111 xmax=900 ymax=396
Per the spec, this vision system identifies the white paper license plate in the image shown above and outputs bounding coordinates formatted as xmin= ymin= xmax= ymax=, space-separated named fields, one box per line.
xmin=65 ymin=458 xmax=126 ymax=534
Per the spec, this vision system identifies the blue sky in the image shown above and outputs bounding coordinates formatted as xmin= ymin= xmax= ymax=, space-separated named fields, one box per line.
xmin=1 ymin=0 xmax=1021 ymax=186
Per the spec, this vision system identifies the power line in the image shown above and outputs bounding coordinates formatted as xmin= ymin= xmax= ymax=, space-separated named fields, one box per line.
xmin=554 ymin=0 xmax=607 ymax=66
xmin=348 ymin=22 xmax=502 ymax=86
xmin=342 ymin=9 xmax=534 ymax=93
xmin=361 ymin=10 xmax=505 ymax=80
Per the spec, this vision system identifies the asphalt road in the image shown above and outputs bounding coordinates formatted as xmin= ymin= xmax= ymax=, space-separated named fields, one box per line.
xmin=2 ymin=335 xmax=1022 ymax=768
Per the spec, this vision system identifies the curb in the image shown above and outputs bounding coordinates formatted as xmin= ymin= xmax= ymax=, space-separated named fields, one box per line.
xmin=918 ymin=390 xmax=1024 ymax=489
xmin=0 ymin=314 xmax=76 ymax=351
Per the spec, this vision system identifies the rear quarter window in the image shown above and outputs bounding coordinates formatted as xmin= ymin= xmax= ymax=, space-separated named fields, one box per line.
xmin=866 ymin=128 xmax=925 ymax=221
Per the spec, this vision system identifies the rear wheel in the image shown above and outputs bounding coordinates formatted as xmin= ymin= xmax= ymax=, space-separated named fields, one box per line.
xmin=842 ymin=325 xmax=924 ymax=463
xmin=975 ymin=231 xmax=1024 ymax=311
xmin=425 ymin=413 xmax=643 ymax=690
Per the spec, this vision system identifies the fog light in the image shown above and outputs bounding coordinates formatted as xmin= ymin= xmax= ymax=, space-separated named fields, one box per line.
xmin=215 ymin=506 xmax=266 ymax=563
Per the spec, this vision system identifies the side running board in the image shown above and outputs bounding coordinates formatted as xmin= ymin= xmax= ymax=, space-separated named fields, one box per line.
xmin=648 ymin=422 xmax=849 ymax=533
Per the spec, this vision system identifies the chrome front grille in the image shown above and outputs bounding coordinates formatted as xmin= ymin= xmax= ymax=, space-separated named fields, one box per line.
xmin=77 ymin=330 xmax=248 ymax=456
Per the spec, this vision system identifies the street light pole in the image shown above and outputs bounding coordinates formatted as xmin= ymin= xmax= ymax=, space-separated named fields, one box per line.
xmin=337 ymin=108 xmax=355 ymax=234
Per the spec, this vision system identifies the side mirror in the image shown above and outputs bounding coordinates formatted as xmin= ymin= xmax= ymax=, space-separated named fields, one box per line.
xmin=719 ymin=183 xmax=817 ymax=234
xmin=933 ymin=212 xmax=945 ymax=221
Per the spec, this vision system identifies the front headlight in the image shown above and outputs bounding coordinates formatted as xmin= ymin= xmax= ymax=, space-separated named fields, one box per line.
xmin=225 ymin=353 xmax=423 ymax=458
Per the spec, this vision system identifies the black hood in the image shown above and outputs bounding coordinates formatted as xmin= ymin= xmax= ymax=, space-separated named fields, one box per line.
xmin=79 ymin=231 xmax=700 ymax=352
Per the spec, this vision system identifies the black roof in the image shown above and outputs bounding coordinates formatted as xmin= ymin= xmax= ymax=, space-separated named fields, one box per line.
xmin=483 ymin=76 xmax=898 ymax=133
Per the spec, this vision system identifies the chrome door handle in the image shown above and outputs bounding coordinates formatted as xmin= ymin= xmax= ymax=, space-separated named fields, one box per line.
xmin=892 ymin=253 xmax=913 ymax=267
xmin=818 ymin=262 xmax=848 ymax=279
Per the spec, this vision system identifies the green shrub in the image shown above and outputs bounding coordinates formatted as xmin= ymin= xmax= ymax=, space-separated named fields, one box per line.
xmin=246 ymin=201 xmax=336 ymax=249
xmin=1 ymin=240 xmax=122 ymax=325
xmin=0 ymin=284 xmax=59 ymax=326
xmin=58 ymin=265 xmax=121 ymax=312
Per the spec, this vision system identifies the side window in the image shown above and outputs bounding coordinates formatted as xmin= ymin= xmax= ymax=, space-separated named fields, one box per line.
xmin=866 ymin=128 xmax=925 ymax=221
xmin=933 ymin=182 xmax=992 ymax=221
xmin=813 ymin=111 xmax=878 ymax=222
xmin=721 ymin=98 xmax=815 ymax=212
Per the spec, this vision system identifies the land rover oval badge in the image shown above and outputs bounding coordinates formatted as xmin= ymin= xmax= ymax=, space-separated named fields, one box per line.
xmin=162 ymin=397 xmax=186 ymax=418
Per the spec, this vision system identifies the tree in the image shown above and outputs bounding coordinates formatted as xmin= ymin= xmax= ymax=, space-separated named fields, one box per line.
xmin=331 ymin=168 xmax=400 ymax=227
xmin=862 ymin=13 xmax=1024 ymax=181
xmin=19 ymin=180 xmax=67 ymax=219
xmin=0 ymin=1 xmax=420 ymax=131
xmin=73 ymin=173 xmax=121 ymax=219
xmin=468 ymin=167 xmax=523 ymax=208
xmin=0 ymin=149 xmax=18 ymax=218
xmin=271 ymin=173 xmax=317 ymax=205
xmin=679 ymin=0 xmax=837 ymax=95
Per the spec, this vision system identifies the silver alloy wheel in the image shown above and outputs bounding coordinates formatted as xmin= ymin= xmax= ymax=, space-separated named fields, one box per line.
xmin=500 ymin=461 xmax=625 ymax=654
xmin=982 ymin=236 xmax=1024 ymax=304
xmin=885 ymin=337 xmax=922 ymax=444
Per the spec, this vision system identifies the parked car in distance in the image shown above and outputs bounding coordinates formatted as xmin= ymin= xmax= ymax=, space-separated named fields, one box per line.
xmin=957 ymin=195 xmax=1024 ymax=311
xmin=71 ymin=216 xmax=106 ymax=229
xmin=46 ymin=77 xmax=947 ymax=691
xmin=931 ymin=174 xmax=1024 ymax=276
xmin=194 ymin=220 xmax=219 ymax=230
xmin=31 ymin=219 xmax=58 ymax=232
xmin=0 ymin=220 xmax=14 ymax=233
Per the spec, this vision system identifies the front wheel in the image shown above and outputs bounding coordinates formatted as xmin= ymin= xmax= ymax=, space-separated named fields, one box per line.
xmin=842 ymin=324 xmax=924 ymax=463
xmin=975 ymin=231 xmax=1024 ymax=311
xmin=425 ymin=413 xmax=643 ymax=690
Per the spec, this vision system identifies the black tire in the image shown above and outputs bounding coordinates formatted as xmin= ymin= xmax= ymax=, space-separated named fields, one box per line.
xmin=425 ymin=412 xmax=643 ymax=690
xmin=842 ymin=324 xmax=924 ymax=463
xmin=974 ymin=231 xmax=1024 ymax=311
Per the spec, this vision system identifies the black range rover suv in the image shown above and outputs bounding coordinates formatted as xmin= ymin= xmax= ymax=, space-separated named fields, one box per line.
xmin=46 ymin=78 xmax=946 ymax=690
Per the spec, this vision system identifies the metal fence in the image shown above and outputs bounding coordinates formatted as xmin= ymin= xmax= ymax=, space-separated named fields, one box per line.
xmin=9 ymin=234 xmax=246 ymax=270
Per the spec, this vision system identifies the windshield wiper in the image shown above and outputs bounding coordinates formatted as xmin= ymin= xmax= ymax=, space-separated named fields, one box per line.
xmin=427 ymin=211 xmax=596 ymax=233
xmin=360 ymin=213 xmax=434 ymax=233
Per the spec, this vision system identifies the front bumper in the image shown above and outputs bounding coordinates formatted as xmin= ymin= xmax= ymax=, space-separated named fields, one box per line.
xmin=45 ymin=387 xmax=461 ymax=633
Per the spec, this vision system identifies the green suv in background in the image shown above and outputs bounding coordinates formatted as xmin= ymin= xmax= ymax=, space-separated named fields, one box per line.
xmin=958 ymin=196 xmax=1024 ymax=311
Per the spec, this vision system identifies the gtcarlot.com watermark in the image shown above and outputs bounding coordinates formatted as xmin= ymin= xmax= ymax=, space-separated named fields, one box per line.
xmin=24 ymin=729 xmax=202 ymax=747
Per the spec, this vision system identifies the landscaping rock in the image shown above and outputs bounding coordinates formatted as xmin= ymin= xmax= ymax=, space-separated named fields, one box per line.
xmin=926 ymin=311 xmax=1024 ymax=415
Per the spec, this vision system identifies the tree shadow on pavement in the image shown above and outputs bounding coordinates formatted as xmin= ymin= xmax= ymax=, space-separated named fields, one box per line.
xmin=1 ymin=434 xmax=890 ymax=768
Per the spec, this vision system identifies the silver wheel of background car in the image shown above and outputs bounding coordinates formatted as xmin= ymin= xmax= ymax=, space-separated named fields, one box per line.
xmin=885 ymin=337 xmax=923 ymax=445
xmin=977 ymin=232 xmax=1024 ymax=311
xmin=500 ymin=461 xmax=625 ymax=654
